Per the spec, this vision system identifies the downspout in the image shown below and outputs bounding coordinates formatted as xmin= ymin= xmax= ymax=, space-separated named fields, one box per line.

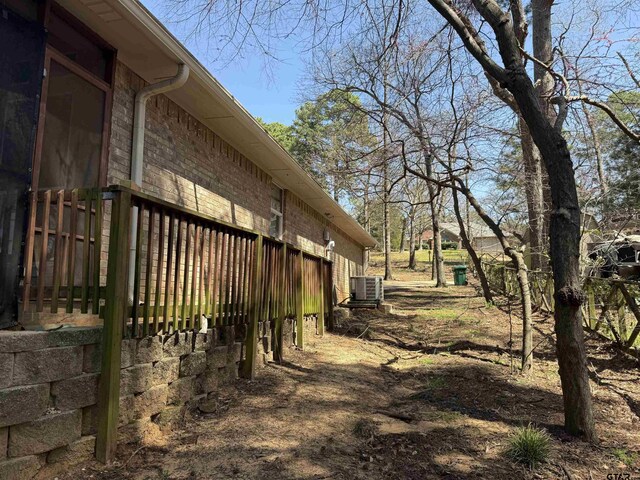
xmin=129 ymin=64 xmax=189 ymax=303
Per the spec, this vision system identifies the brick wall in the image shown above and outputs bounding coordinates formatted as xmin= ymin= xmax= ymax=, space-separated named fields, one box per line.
xmin=108 ymin=61 xmax=365 ymax=301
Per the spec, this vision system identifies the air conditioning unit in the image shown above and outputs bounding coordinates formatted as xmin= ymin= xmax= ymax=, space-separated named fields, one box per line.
xmin=350 ymin=276 xmax=384 ymax=302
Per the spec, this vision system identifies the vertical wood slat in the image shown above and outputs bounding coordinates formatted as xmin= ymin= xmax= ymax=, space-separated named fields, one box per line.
xmin=154 ymin=210 xmax=165 ymax=333
xmin=197 ymin=227 xmax=207 ymax=327
xmin=318 ymin=258 xmax=325 ymax=337
xmin=92 ymin=191 xmax=103 ymax=315
xmin=142 ymin=206 xmax=155 ymax=337
xmin=263 ymin=243 xmax=271 ymax=321
xmin=36 ymin=190 xmax=51 ymax=312
xmin=164 ymin=213 xmax=175 ymax=332
xmin=296 ymin=250 xmax=304 ymax=350
xmin=181 ymin=222 xmax=192 ymax=331
xmin=232 ymin=236 xmax=242 ymax=324
xmin=205 ymin=228 xmax=216 ymax=318
xmin=22 ymin=192 xmax=38 ymax=310
xmin=216 ymin=231 xmax=227 ymax=326
xmin=173 ymin=218 xmax=183 ymax=332
xmin=239 ymin=237 xmax=249 ymax=322
xmin=274 ymin=244 xmax=287 ymax=362
xmin=66 ymin=189 xmax=79 ymax=314
xmin=229 ymin=234 xmax=238 ymax=324
xmin=50 ymin=190 xmax=65 ymax=313
xmin=131 ymin=203 xmax=144 ymax=337
xmin=241 ymin=234 xmax=263 ymax=380
xmin=189 ymin=224 xmax=200 ymax=329
xmin=96 ymin=189 xmax=131 ymax=464
xmin=223 ymin=232 xmax=233 ymax=325
xmin=326 ymin=261 xmax=335 ymax=330
xmin=262 ymin=243 xmax=270 ymax=321
xmin=80 ymin=192 xmax=92 ymax=313
xmin=211 ymin=230 xmax=222 ymax=323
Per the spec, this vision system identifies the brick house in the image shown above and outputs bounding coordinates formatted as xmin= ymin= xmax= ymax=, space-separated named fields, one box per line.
xmin=0 ymin=0 xmax=375 ymax=330
xmin=0 ymin=0 xmax=375 ymax=474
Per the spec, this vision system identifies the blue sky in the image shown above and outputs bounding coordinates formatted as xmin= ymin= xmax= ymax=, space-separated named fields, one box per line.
xmin=144 ymin=1 xmax=304 ymax=125
xmin=142 ymin=0 xmax=639 ymax=129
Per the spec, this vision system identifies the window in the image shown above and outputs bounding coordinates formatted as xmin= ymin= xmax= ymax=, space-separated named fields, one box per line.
xmin=38 ymin=59 xmax=105 ymax=189
xmin=269 ymin=184 xmax=283 ymax=239
xmin=31 ymin=4 xmax=115 ymax=191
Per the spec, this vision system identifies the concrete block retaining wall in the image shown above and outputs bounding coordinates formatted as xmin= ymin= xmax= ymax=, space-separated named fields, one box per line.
xmin=0 ymin=326 xmax=245 ymax=479
xmin=0 ymin=317 xmax=323 ymax=478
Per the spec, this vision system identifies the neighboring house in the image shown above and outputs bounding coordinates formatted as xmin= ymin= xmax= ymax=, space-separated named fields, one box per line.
xmin=0 ymin=0 xmax=375 ymax=329
xmin=421 ymin=222 xmax=508 ymax=253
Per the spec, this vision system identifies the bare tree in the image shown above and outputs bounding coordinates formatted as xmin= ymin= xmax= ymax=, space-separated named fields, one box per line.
xmin=424 ymin=0 xmax=595 ymax=440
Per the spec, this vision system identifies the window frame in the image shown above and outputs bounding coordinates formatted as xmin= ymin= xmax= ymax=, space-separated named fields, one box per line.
xmin=269 ymin=183 xmax=284 ymax=240
xmin=30 ymin=2 xmax=115 ymax=193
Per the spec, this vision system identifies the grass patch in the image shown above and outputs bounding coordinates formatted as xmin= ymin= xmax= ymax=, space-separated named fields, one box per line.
xmin=612 ymin=448 xmax=637 ymax=467
xmin=506 ymin=424 xmax=551 ymax=469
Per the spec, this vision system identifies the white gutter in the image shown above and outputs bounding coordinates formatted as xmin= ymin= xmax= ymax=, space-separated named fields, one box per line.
xmin=129 ymin=64 xmax=190 ymax=303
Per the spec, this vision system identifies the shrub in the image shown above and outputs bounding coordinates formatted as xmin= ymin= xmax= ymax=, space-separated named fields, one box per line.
xmin=441 ymin=241 xmax=458 ymax=250
xmin=506 ymin=424 xmax=551 ymax=469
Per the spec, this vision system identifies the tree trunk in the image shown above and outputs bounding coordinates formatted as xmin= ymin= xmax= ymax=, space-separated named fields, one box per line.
xmin=513 ymin=252 xmax=533 ymax=372
xmin=432 ymin=213 xmax=446 ymax=286
xmin=426 ymin=0 xmax=596 ymax=443
xmin=532 ymin=0 xmax=555 ymax=273
xmin=383 ymin=153 xmax=393 ymax=281
xmin=453 ymin=188 xmax=492 ymax=303
xmin=408 ymin=207 xmax=417 ymax=270
xmin=519 ymin=118 xmax=546 ymax=271
xmin=384 ymin=195 xmax=393 ymax=280
xmin=399 ymin=216 xmax=407 ymax=253
xmin=531 ymin=0 xmax=596 ymax=440
xmin=383 ymin=71 xmax=393 ymax=281
xmin=510 ymin=67 xmax=596 ymax=441
xmin=363 ymin=177 xmax=371 ymax=268
xmin=457 ymin=180 xmax=533 ymax=372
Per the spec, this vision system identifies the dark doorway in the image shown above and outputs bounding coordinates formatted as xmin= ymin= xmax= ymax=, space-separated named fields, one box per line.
xmin=0 ymin=5 xmax=46 ymax=328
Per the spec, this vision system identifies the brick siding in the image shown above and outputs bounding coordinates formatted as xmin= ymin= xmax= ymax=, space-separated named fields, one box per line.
xmin=107 ymin=61 xmax=364 ymax=301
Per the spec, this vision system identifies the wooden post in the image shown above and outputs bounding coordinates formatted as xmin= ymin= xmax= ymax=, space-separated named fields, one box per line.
xmin=296 ymin=251 xmax=305 ymax=350
xmin=617 ymin=286 xmax=628 ymax=342
xmin=318 ymin=259 xmax=325 ymax=337
xmin=619 ymin=282 xmax=640 ymax=347
xmin=274 ymin=244 xmax=287 ymax=362
xmin=587 ymin=280 xmax=596 ymax=330
xmin=241 ymin=234 xmax=263 ymax=380
xmin=326 ymin=262 xmax=335 ymax=331
xmin=96 ymin=190 xmax=131 ymax=463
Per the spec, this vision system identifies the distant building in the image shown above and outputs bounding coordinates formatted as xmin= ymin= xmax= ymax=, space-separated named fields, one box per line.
xmin=419 ymin=222 xmax=513 ymax=253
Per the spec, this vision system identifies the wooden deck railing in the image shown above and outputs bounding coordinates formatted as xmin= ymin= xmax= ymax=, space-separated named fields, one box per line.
xmin=22 ymin=186 xmax=332 ymax=337
xmin=482 ymin=262 xmax=640 ymax=351
xmin=22 ymin=185 xmax=334 ymax=462
xmin=22 ymin=188 xmax=104 ymax=316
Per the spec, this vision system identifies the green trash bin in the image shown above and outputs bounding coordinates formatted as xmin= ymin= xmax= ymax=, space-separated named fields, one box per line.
xmin=453 ymin=265 xmax=467 ymax=286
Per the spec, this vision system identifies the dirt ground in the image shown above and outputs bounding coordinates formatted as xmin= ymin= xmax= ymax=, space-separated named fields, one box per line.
xmin=63 ymin=275 xmax=640 ymax=479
